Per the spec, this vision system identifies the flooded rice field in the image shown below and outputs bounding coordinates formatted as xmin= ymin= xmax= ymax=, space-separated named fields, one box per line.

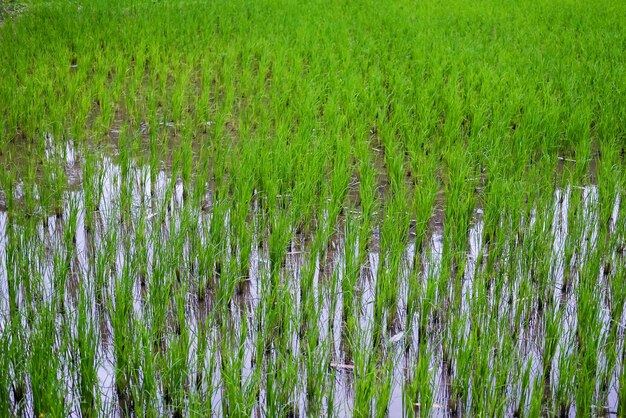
xmin=0 ymin=137 xmax=624 ymax=417
xmin=2 ymin=0 xmax=626 ymax=416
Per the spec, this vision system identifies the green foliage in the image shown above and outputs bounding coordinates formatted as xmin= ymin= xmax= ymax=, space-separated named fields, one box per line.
xmin=0 ymin=0 xmax=625 ymax=415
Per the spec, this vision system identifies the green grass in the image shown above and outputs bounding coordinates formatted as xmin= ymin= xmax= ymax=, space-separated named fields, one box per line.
xmin=0 ymin=0 xmax=625 ymax=416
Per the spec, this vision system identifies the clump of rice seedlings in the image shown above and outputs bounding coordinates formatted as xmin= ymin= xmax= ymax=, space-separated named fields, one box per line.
xmin=342 ymin=211 xmax=360 ymax=325
xmin=82 ymin=149 xmax=105 ymax=234
xmin=351 ymin=324 xmax=377 ymax=417
xmin=441 ymin=146 xmax=476 ymax=310
xmin=0 ymin=331 xmax=11 ymax=416
xmin=29 ymin=301 xmax=67 ymax=417
xmin=404 ymin=341 xmax=435 ymax=417
xmin=219 ymin=309 xmax=260 ymax=417
xmin=75 ymin=284 xmax=100 ymax=418
xmin=374 ymin=353 xmax=395 ymax=417
xmin=110 ymin=246 xmax=137 ymax=414
xmin=303 ymin=322 xmax=329 ymax=415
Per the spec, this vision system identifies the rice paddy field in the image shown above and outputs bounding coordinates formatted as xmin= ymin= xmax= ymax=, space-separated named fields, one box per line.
xmin=1 ymin=0 xmax=626 ymax=416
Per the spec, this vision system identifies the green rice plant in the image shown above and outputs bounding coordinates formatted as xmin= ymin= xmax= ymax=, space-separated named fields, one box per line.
xmin=133 ymin=323 xmax=158 ymax=417
xmin=75 ymin=285 xmax=100 ymax=417
xmin=0 ymin=330 xmax=10 ymax=416
xmin=441 ymin=145 xmax=476 ymax=311
xmin=617 ymin=345 xmax=626 ymax=414
xmin=299 ymin=247 xmax=320 ymax=341
xmin=342 ymin=211 xmax=360 ymax=324
xmin=29 ymin=302 xmax=66 ymax=417
xmin=574 ymin=249 xmax=604 ymax=416
xmin=229 ymin=146 xmax=255 ymax=282
xmin=528 ymin=374 xmax=544 ymax=418
xmin=488 ymin=333 xmax=513 ymax=417
xmin=268 ymin=208 xmax=293 ymax=285
xmin=352 ymin=326 xmax=376 ymax=418
xmin=304 ymin=325 xmax=329 ymax=416
xmin=53 ymin=193 xmax=79 ymax=312
xmin=162 ymin=284 xmax=192 ymax=416
xmin=220 ymin=310 xmax=260 ymax=417
xmin=606 ymin=261 xmax=626 ymax=385
xmin=354 ymin=133 xmax=379 ymax=261
xmin=415 ymin=257 xmax=439 ymax=347
xmin=409 ymin=150 xmax=438 ymax=262
xmin=266 ymin=351 xmax=300 ymax=417
xmin=82 ymin=149 xmax=105 ymax=234
xmin=543 ymin=304 xmax=562 ymax=386
xmin=9 ymin=331 xmax=26 ymax=414
xmin=516 ymin=358 xmax=533 ymax=417
xmin=377 ymin=191 xmax=410 ymax=323
xmin=405 ymin=341 xmax=435 ymax=417
xmin=374 ymin=353 xmax=395 ymax=418
xmin=109 ymin=242 xmax=136 ymax=413
xmin=555 ymin=339 xmax=576 ymax=417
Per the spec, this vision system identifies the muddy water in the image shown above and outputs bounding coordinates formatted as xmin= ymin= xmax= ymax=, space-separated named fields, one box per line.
xmin=0 ymin=140 xmax=623 ymax=417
